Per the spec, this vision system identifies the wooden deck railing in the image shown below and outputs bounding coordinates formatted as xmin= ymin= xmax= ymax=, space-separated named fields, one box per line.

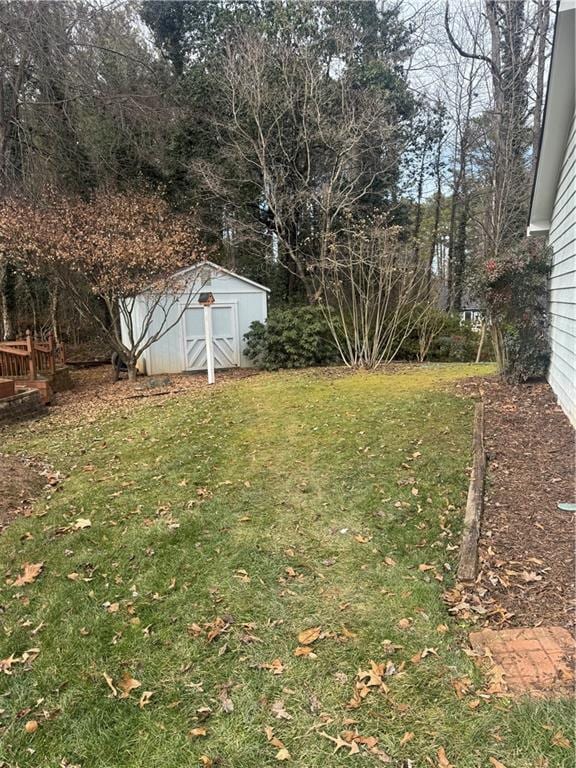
xmin=0 ymin=331 xmax=65 ymax=380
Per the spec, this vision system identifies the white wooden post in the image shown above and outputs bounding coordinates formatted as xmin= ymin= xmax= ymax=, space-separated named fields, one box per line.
xmin=204 ymin=303 xmax=215 ymax=385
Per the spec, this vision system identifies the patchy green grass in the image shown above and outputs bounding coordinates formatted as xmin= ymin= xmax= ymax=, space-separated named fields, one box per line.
xmin=0 ymin=364 xmax=572 ymax=767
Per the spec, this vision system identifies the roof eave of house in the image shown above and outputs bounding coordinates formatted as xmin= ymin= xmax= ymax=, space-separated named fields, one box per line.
xmin=528 ymin=0 xmax=576 ymax=237
xmin=527 ymin=221 xmax=554 ymax=237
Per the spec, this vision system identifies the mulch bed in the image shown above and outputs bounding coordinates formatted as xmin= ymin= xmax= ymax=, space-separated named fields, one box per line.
xmin=451 ymin=377 xmax=575 ymax=635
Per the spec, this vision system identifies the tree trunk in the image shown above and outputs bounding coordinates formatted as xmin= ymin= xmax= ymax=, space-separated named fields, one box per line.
xmin=427 ymin=132 xmax=443 ymax=297
xmin=532 ymin=0 xmax=551 ymax=177
xmin=50 ymin=287 xmax=60 ymax=344
xmin=0 ymin=260 xmax=15 ymax=340
xmin=412 ymin=130 xmax=429 ymax=268
xmin=452 ymin=189 xmax=470 ymax=311
xmin=127 ymin=361 xmax=138 ymax=383
xmin=475 ymin=321 xmax=486 ymax=363
xmin=490 ymin=321 xmax=507 ymax=373
xmin=1 ymin=292 xmax=13 ymax=340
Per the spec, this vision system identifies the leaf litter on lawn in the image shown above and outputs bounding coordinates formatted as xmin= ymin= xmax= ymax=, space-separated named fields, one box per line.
xmin=2 ymin=365 xmax=572 ymax=767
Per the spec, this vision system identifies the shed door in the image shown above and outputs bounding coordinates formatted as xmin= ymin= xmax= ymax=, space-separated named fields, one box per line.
xmin=182 ymin=304 xmax=240 ymax=370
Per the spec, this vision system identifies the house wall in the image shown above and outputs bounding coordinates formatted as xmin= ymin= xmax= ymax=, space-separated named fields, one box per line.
xmin=548 ymin=110 xmax=576 ymax=426
xmin=122 ymin=268 xmax=268 ymax=375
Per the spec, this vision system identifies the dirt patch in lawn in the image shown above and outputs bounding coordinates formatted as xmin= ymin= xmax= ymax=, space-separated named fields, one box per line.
xmin=452 ymin=378 xmax=575 ymax=635
xmin=0 ymin=454 xmax=59 ymax=531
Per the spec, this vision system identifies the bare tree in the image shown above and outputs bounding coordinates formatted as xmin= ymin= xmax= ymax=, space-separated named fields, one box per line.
xmin=531 ymin=0 xmax=552 ymax=175
xmin=444 ymin=0 xmax=552 ymax=371
xmin=311 ymin=222 xmax=430 ymax=368
xmin=417 ymin=297 xmax=447 ymax=362
xmin=0 ymin=1 xmax=175 ymax=340
xmin=194 ymin=29 xmax=409 ymax=300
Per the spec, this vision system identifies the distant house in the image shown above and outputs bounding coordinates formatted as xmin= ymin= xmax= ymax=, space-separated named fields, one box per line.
xmin=460 ymin=305 xmax=482 ymax=329
xmin=459 ymin=293 xmax=483 ymax=330
xmin=528 ymin=0 xmax=575 ymax=426
xmin=121 ymin=261 xmax=269 ymax=375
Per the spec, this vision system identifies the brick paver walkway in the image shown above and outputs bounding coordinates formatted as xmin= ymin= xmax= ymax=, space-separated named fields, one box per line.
xmin=469 ymin=626 xmax=575 ymax=697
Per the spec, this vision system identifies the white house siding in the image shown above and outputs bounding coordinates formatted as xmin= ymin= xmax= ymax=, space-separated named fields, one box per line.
xmin=548 ymin=110 xmax=576 ymax=426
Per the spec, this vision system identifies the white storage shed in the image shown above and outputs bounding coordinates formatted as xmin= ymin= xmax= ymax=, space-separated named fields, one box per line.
xmin=122 ymin=261 xmax=269 ymax=375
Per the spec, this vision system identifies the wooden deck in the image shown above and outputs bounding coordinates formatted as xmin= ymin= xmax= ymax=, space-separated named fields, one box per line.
xmin=0 ymin=331 xmax=69 ymax=403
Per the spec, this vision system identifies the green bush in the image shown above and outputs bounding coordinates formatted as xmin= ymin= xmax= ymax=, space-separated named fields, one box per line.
xmin=244 ymin=306 xmax=340 ymax=370
xmin=479 ymin=238 xmax=550 ymax=380
xmin=397 ymin=313 xmax=493 ymax=363
xmin=502 ymin=321 xmax=549 ymax=382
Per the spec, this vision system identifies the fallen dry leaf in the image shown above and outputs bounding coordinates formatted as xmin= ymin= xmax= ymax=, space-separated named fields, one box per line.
xmin=259 ymin=658 xmax=285 ymax=675
xmin=24 ymin=720 xmax=38 ymax=734
xmin=520 ymin=571 xmax=542 ymax=583
xmin=276 ymin=748 xmax=291 ymax=761
xmin=483 ymin=662 xmax=508 ymax=695
xmin=0 ymin=654 xmax=16 ymax=674
xmin=319 ymin=730 xmax=389 ymax=761
xmin=319 ymin=731 xmax=357 ymax=754
xmin=206 ymin=617 xmax=230 ymax=643
xmin=218 ymin=685 xmax=234 ymax=714
xmin=293 ymin=646 xmax=315 ymax=657
xmin=139 ymin=691 xmax=153 ymax=708
xmin=103 ymin=672 xmax=117 ymax=697
xmin=190 ymin=727 xmax=208 ymax=738
xmin=551 ymin=731 xmax=571 ymax=748
xmin=265 ymin=725 xmax=285 ymax=749
xmin=233 ymin=569 xmax=250 ymax=583
xmin=13 ymin=562 xmax=43 ymax=587
xmin=346 ymin=660 xmax=391 ymax=709
xmin=489 ymin=759 xmax=507 ymax=768
xmin=198 ymin=756 xmax=213 ymax=767
xmin=437 ymin=746 xmax=453 ymax=768
xmin=451 ymin=676 xmax=473 ymax=699
xmin=1 ymin=648 xmax=39 ymax=675
xmin=73 ymin=518 xmax=92 ymax=530
xmin=118 ymin=672 xmax=141 ymax=698
xmin=400 ymin=731 xmax=414 ymax=746
xmin=271 ymin=699 xmax=292 ymax=720
xmin=397 ymin=618 xmax=411 ymax=630
xmin=297 ymin=626 xmax=321 ymax=645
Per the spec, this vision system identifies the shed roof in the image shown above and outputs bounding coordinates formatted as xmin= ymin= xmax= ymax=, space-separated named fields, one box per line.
xmin=174 ymin=260 xmax=271 ymax=292
xmin=528 ymin=0 xmax=576 ymax=236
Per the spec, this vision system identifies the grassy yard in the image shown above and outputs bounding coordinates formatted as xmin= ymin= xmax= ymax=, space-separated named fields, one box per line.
xmin=0 ymin=364 xmax=572 ymax=767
